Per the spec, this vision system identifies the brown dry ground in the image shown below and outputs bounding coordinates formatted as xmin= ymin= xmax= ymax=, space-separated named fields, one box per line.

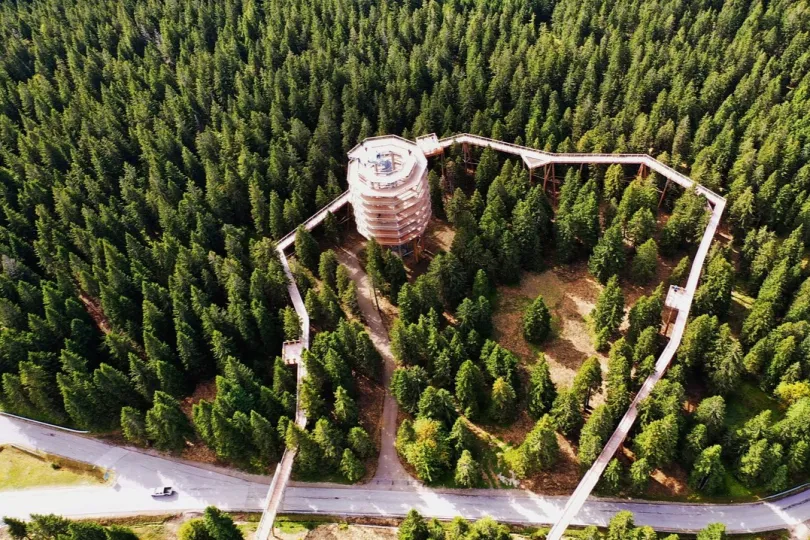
xmin=487 ymin=253 xmax=683 ymax=496
xmin=492 ymin=258 xmax=672 ymax=393
xmin=178 ymin=379 xmax=221 ymax=465
xmin=356 ymin=373 xmax=385 ymax=480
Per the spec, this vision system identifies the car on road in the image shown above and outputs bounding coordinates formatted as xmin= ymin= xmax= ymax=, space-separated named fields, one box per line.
xmin=151 ymin=486 xmax=174 ymax=497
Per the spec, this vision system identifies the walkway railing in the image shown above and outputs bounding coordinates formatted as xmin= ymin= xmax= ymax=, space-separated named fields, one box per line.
xmin=428 ymin=131 xmax=726 ymax=538
xmin=276 ymin=191 xmax=351 ymax=252
xmin=256 ymin=204 xmax=328 ymax=539
xmin=260 ymin=133 xmax=726 ymax=539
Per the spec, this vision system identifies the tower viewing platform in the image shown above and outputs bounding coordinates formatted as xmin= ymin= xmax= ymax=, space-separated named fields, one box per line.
xmin=347 ymin=135 xmax=432 ymax=249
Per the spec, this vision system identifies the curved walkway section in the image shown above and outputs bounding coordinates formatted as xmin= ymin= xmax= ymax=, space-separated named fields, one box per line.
xmin=423 ymin=133 xmax=726 ymax=539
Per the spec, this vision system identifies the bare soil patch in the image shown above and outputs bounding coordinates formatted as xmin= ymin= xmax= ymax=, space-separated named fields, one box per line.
xmin=305 ymin=523 xmax=398 ymax=540
xmin=356 ymin=374 xmax=385 ymax=480
xmin=492 ymin=262 xmax=607 ymax=391
xmin=493 ymin=258 xmax=670 ymax=392
xmin=520 ymin=433 xmax=582 ymax=495
xmin=179 ymin=379 xmax=221 ymax=465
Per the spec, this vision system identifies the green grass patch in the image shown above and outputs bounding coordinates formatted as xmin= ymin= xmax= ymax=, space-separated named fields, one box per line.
xmin=725 ymin=381 xmax=783 ymax=432
xmin=275 ymin=516 xmax=329 ymax=534
xmin=0 ymin=445 xmax=108 ymax=490
xmin=127 ymin=523 xmax=169 ymax=540
xmin=722 ymin=471 xmax=757 ymax=500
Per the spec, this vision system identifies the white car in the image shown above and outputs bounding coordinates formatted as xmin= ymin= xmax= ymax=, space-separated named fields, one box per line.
xmin=151 ymin=486 xmax=175 ymax=497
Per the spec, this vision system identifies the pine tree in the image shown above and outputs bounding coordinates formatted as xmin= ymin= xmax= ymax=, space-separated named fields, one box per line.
xmin=454 ymin=449 xmax=482 ymax=487
xmin=589 ymin=223 xmax=626 ymax=284
xmin=523 ymin=294 xmax=552 ymax=343
xmin=590 ymin=275 xmax=625 ymax=349
xmin=528 ymin=354 xmax=557 ymax=419
xmin=340 ymin=448 xmax=365 ymax=482
xmin=632 ymin=239 xmax=658 ymax=282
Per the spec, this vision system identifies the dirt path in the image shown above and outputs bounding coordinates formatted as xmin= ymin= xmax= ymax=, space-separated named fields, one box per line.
xmin=335 ymin=246 xmax=417 ymax=487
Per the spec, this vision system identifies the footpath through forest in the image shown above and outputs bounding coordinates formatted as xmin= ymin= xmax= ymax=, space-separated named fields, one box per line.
xmin=334 ymin=244 xmax=415 ymax=486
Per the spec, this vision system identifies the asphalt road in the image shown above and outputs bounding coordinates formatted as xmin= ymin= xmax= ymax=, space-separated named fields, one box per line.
xmin=3 ymin=414 xmax=810 ymax=535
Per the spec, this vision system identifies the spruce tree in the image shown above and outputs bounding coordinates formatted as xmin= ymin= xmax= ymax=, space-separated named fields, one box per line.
xmin=340 ymin=448 xmax=365 ymax=482
xmin=202 ymin=506 xmax=243 ymax=540
xmin=528 ymin=354 xmax=557 ymax=419
xmin=454 ymin=449 xmax=482 ymax=487
xmin=455 ymin=360 xmax=486 ymax=419
xmin=489 ymin=377 xmax=517 ymax=424
xmin=551 ymin=388 xmax=584 ymax=436
xmin=121 ymin=406 xmax=147 ymax=445
xmin=145 ymin=391 xmax=192 ymax=452
xmin=318 ymin=250 xmax=339 ymax=289
xmin=348 ymin=427 xmax=374 ymax=458
xmin=632 ymin=238 xmax=659 ymax=282
xmin=590 ymin=275 xmax=624 ymax=350
xmin=589 ymin=223 xmax=626 ymax=284
xmin=523 ymin=294 xmax=552 ymax=343
xmin=294 ymin=225 xmax=319 ymax=272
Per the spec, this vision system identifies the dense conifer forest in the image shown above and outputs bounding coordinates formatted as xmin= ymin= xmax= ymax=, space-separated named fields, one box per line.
xmin=1 ymin=0 xmax=810 ymax=487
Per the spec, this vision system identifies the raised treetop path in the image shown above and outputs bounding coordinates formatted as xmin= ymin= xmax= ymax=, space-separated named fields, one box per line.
xmin=260 ymin=133 xmax=725 ymax=540
xmin=416 ymin=133 xmax=725 ymax=540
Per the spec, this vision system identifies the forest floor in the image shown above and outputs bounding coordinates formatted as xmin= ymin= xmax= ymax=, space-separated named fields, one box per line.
xmin=486 ymin=253 xmax=688 ymax=497
xmin=492 ymin=257 xmax=678 ymax=390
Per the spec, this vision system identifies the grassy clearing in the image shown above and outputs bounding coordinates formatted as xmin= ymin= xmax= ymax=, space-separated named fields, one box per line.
xmin=728 ymin=289 xmax=755 ymax=336
xmin=0 ymin=445 xmax=108 ymax=490
xmin=276 ymin=519 xmax=316 ymax=534
xmin=127 ymin=520 xmax=170 ymax=540
xmin=726 ymin=381 xmax=783 ymax=431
